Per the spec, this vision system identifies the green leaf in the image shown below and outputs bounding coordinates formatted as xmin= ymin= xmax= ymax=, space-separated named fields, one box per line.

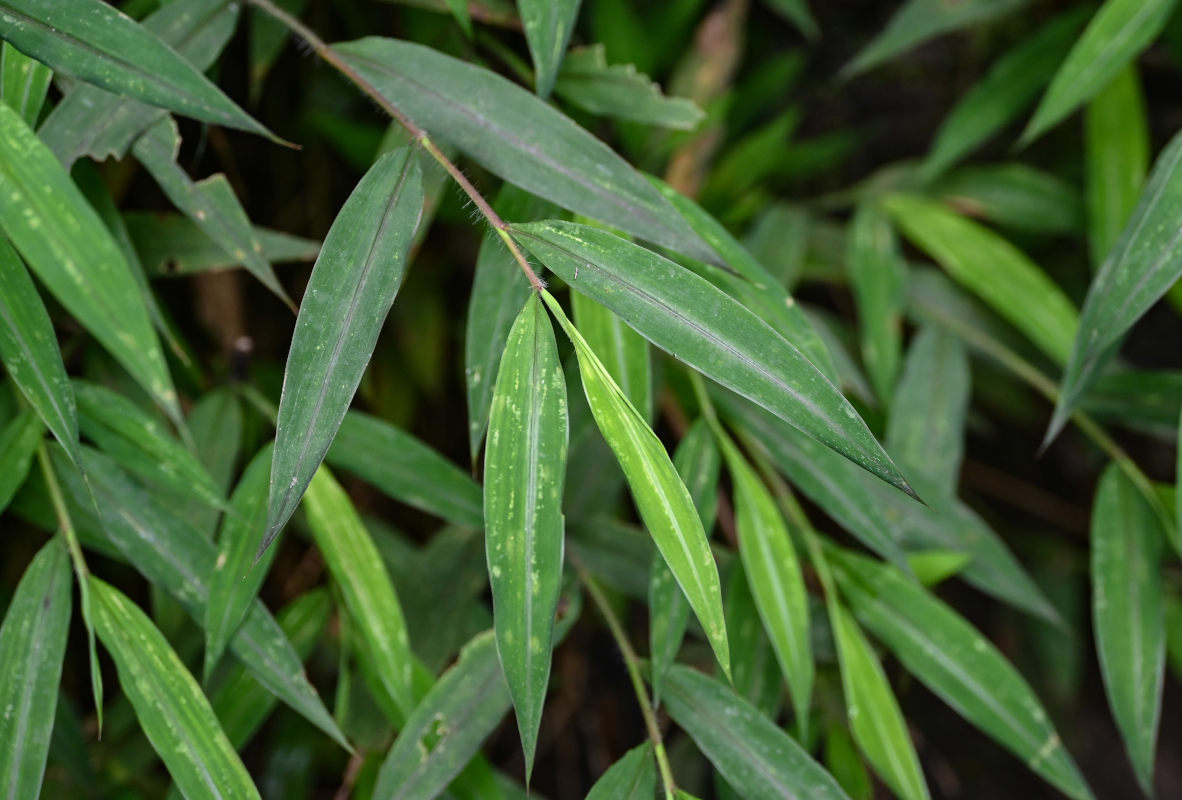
xmin=131 ymin=116 xmax=292 ymax=308
xmin=829 ymin=601 xmax=929 ymax=800
xmin=1022 ymin=0 xmax=1178 ymax=145
xmin=1085 ymin=66 xmax=1149 ymax=267
xmin=919 ymin=8 xmax=1088 ymax=179
xmin=327 ymin=410 xmax=484 ymax=529
xmin=443 ymin=0 xmax=473 ymax=36
xmin=0 ymin=538 xmax=71 ymax=800
xmin=761 ymin=0 xmax=819 ymax=39
xmin=332 ymin=37 xmax=716 ymax=263
xmin=248 ymin=0 xmax=310 ymax=101
xmin=662 ymin=664 xmax=851 ymax=800
xmin=89 ymin=577 xmax=262 ymax=800
xmin=0 ymin=239 xmax=79 ymax=463
xmin=0 ymin=408 xmax=41 ymax=512
xmin=841 ymin=0 xmax=1028 ymax=79
xmin=371 ymin=630 xmax=512 ymax=800
xmin=515 ymin=221 xmax=912 ymax=498
xmin=1091 ymin=464 xmax=1166 ymax=794
xmin=883 ymin=193 xmax=1078 ymax=365
xmin=127 ymin=212 xmax=319 ymax=278
xmin=830 ymin=549 xmax=1093 ymax=800
xmin=543 ymin=289 xmax=731 ymax=678
xmin=907 ymin=550 xmax=972 ymax=587
xmin=723 ymin=560 xmax=784 ymax=718
xmin=885 ymin=326 xmax=969 ymax=497
xmin=0 ymin=102 xmax=179 ymax=421
xmin=1049 ymin=128 xmax=1182 ymax=443
xmin=824 ymin=724 xmax=873 ymax=800
xmin=205 ymin=444 xmax=276 ymax=678
xmin=520 ymin=0 xmax=579 ymax=97
xmin=847 ymin=203 xmax=907 ymax=404
xmin=933 ymin=163 xmax=1084 ymax=236
xmin=570 ymin=289 xmax=652 ymax=421
xmin=554 ymin=44 xmax=704 ymax=129
xmin=185 ymin=388 xmax=243 ymax=537
xmin=304 ymin=467 xmax=415 ymax=717
xmin=0 ymin=0 xmax=275 ymax=140
xmin=0 ymin=41 xmax=50 ymax=124
xmin=263 ymin=147 xmax=423 ymax=556
xmin=484 ymin=294 xmax=568 ymax=776
xmin=586 ymin=742 xmax=655 ymax=800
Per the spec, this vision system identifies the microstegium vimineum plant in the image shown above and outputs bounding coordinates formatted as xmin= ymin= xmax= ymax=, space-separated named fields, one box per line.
xmin=0 ymin=0 xmax=1180 ymax=797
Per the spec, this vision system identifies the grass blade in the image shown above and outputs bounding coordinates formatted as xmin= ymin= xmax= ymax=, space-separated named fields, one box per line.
xmin=847 ymin=203 xmax=907 ymax=404
xmin=0 ymin=409 xmax=41 ymax=513
xmin=520 ymin=0 xmax=580 ymax=97
xmin=1085 ymin=66 xmax=1148 ymax=268
xmin=0 ymin=41 xmax=50 ymax=124
xmin=571 ymin=289 xmax=652 ymax=421
xmin=724 ymin=561 xmax=784 ymax=718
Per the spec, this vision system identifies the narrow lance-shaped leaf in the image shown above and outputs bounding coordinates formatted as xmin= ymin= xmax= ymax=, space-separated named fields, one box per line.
xmin=184 ymin=388 xmax=243 ymax=537
xmin=443 ymin=0 xmax=473 ymax=36
xmin=933 ymin=163 xmax=1083 ymax=236
xmin=762 ymin=0 xmax=819 ymax=39
xmin=0 ymin=0 xmax=277 ymax=140
xmin=830 ymin=548 xmax=1094 ymax=800
xmin=586 ymin=742 xmax=656 ymax=800
xmin=1085 ymin=66 xmax=1148 ymax=268
xmin=263 ymin=147 xmax=423 ymax=556
xmin=724 ymin=560 xmax=784 ymax=718
xmin=1091 ymin=465 xmax=1166 ymax=794
xmin=520 ymin=0 xmax=580 ymax=98
xmin=516 ymin=221 xmax=913 ymax=498
xmin=128 ymin=212 xmax=320 ymax=278
xmin=0 ymin=408 xmax=41 ymax=513
xmin=0 ymin=102 xmax=179 ymax=422
xmin=847 ymin=203 xmax=906 ymax=404
xmin=0 ymin=239 xmax=78 ymax=463
xmin=571 ymin=289 xmax=652 ymax=421
xmin=89 ymin=577 xmax=262 ymax=800
xmin=1022 ymin=0 xmax=1178 ymax=145
xmin=484 ymin=293 xmax=568 ymax=777
xmin=542 ymin=289 xmax=731 ymax=678
xmin=0 ymin=538 xmax=71 ymax=800
xmin=0 ymin=41 xmax=50 ymax=124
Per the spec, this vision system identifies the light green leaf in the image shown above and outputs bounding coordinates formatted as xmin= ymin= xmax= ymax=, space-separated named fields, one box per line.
xmin=0 ymin=41 xmax=49 ymax=124
xmin=372 ymin=630 xmax=512 ymax=800
xmin=724 ymin=560 xmax=784 ymax=719
xmin=0 ymin=239 xmax=78 ymax=463
xmin=824 ymin=724 xmax=873 ymax=800
xmin=662 ymin=664 xmax=851 ymax=800
xmin=0 ymin=102 xmax=179 ymax=421
xmin=333 ymin=37 xmax=716 ymax=263
xmin=933 ymin=163 xmax=1084 ymax=236
xmin=1085 ymin=66 xmax=1148 ymax=267
xmin=263 ymin=147 xmax=423 ymax=556
xmin=543 ymin=289 xmax=731 ymax=678
xmin=571 ymin=290 xmax=651 ymax=421
xmin=0 ymin=408 xmax=40 ymax=512
xmin=0 ymin=0 xmax=275 ymax=140
xmin=515 ymin=221 xmax=912 ymax=498
xmin=830 ymin=548 xmax=1093 ymax=800
xmin=883 ymin=193 xmax=1078 ymax=365
xmin=304 ymin=467 xmax=415 ymax=717
xmin=484 ymin=294 xmax=568 ymax=776
xmin=829 ymin=601 xmax=929 ymax=800
xmin=907 ymin=550 xmax=972 ymax=587
xmin=554 ymin=44 xmax=703 ymax=129
xmin=761 ymin=0 xmax=818 ymax=39
xmin=841 ymin=0 xmax=1028 ymax=79
xmin=1091 ymin=465 xmax=1166 ymax=794
xmin=1022 ymin=0 xmax=1178 ymax=145
xmin=586 ymin=742 xmax=655 ymax=800
xmin=520 ymin=0 xmax=580 ymax=97
xmin=0 ymin=538 xmax=71 ymax=800
xmin=89 ymin=577 xmax=261 ymax=800
xmin=127 ymin=212 xmax=319 ymax=278
xmin=847 ymin=203 xmax=907 ymax=404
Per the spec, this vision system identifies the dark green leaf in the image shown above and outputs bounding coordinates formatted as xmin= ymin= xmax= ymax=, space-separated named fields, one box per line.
xmin=724 ymin=560 xmax=784 ymax=718
xmin=586 ymin=742 xmax=655 ymax=800
xmin=1085 ymin=66 xmax=1148 ymax=266
xmin=847 ymin=203 xmax=906 ymax=403
xmin=554 ymin=44 xmax=703 ymax=129
xmin=761 ymin=0 xmax=818 ymax=39
xmin=520 ymin=0 xmax=579 ymax=97
xmin=127 ymin=212 xmax=319 ymax=278
xmin=0 ymin=408 xmax=41 ymax=513
xmin=934 ymin=163 xmax=1084 ymax=236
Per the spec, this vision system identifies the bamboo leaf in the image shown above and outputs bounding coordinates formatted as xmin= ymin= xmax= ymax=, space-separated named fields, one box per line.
xmin=0 ymin=408 xmax=41 ymax=513
xmin=333 ymin=37 xmax=716 ymax=263
xmin=304 ymin=466 xmax=415 ymax=717
xmin=724 ymin=560 xmax=784 ymax=718
xmin=830 ymin=548 xmax=1094 ymax=800
xmin=515 ymin=221 xmax=912 ymax=498
xmin=0 ymin=239 xmax=79 ymax=463
xmin=847 ymin=203 xmax=907 ymax=404
xmin=444 ymin=0 xmax=473 ymax=36
xmin=543 ymin=289 xmax=731 ymax=678
xmin=371 ymin=630 xmax=512 ymax=800
xmin=662 ymin=664 xmax=851 ymax=800
xmin=89 ymin=577 xmax=262 ymax=800
xmin=1085 ymin=66 xmax=1148 ymax=267
xmin=761 ymin=0 xmax=819 ymax=39
xmin=570 ymin=289 xmax=652 ymax=421
xmin=0 ymin=0 xmax=276 ymax=140
xmin=1022 ymin=0 xmax=1177 ymax=145
xmin=0 ymin=41 xmax=49 ymax=124
xmin=128 ymin=212 xmax=319 ymax=278
xmin=520 ymin=0 xmax=580 ymax=97
xmin=586 ymin=742 xmax=655 ymax=800
xmin=484 ymin=293 xmax=568 ymax=776
xmin=554 ymin=44 xmax=703 ymax=129
xmin=0 ymin=538 xmax=71 ymax=800
xmin=263 ymin=147 xmax=423 ymax=556
xmin=1091 ymin=464 xmax=1166 ymax=794
xmin=933 ymin=163 xmax=1083 ymax=236
xmin=185 ymin=388 xmax=243 ymax=537
xmin=0 ymin=102 xmax=179 ymax=421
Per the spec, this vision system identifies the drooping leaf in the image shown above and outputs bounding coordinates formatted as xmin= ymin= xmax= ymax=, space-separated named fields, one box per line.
xmin=0 ymin=408 xmax=40 ymax=513
xmin=127 ymin=212 xmax=320 ymax=278
xmin=0 ymin=239 xmax=78 ymax=463
xmin=1022 ymin=0 xmax=1178 ymax=145
xmin=0 ymin=102 xmax=179 ymax=421
xmin=824 ymin=724 xmax=873 ymax=800
xmin=1091 ymin=465 xmax=1166 ymax=794
xmin=89 ymin=577 xmax=262 ymax=800
xmin=263 ymin=147 xmax=423 ymax=556
xmin=830 ymin=548 xmax=1094 ymax=800
xmin=184 ymin=388 xmax=243 ymax=537
xmin=0 ymin=0 xmax=275 ymax=139
xmin=554 ymin=44 xmax=703 ymax=129
xmin=484 ymin=294 xmax=568 ymax=776
xmin=934 ymin=163 xmax=1084 ymax=236
xmin=304 ymin=467 xmax=415 ymax=717
xmin=586 ymin=742 xmax=656 ymax=800
xmin=1085 ymin=66 xmax=1149 ymax=267
xmin=332 ymin=37 xmax=717 ymax=263
xmin=520 ymin=0 xmax=580 ymax=97
xmin=516 ymin=221 xmax=913 ymax=497
xmin=0 ymin=538 xmax=71 ymax=800
xmin=847 ymin=203 xmax=907 ymax=404
xmin=570 ymin=289 xmax=652 ymax=421
xmin=0 ymin=41 xmax=50 ymax=124
xmin=723 ymin=560 xmax=784 ymax=719
xmin=662 ymin=664 xmax=851 ymax=800
xmin=543 ymin=290 xmax=731 ymax=678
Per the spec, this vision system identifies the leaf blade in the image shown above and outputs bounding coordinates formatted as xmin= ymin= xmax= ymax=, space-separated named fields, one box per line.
xmin=520 ymin=0 xmax=580 ymax=97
